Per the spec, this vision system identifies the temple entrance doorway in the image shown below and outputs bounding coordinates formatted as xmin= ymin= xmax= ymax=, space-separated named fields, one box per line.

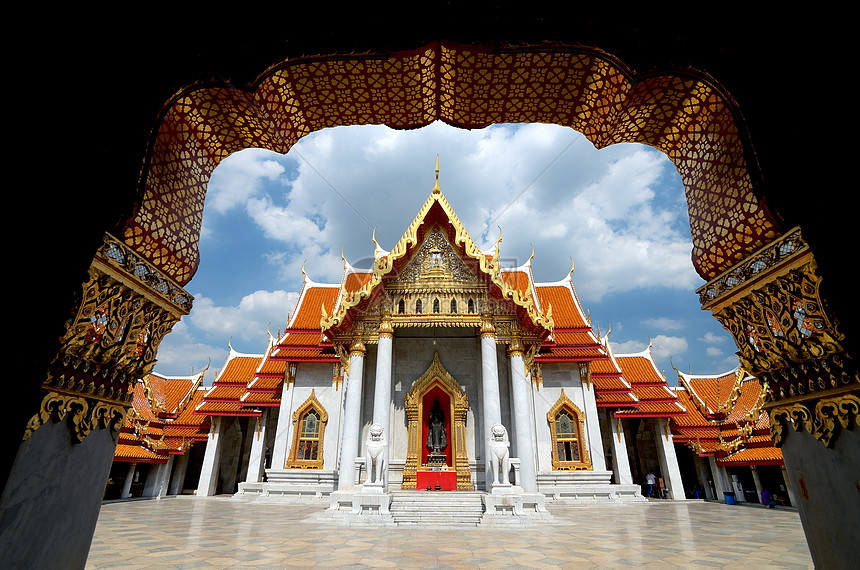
xmin=402 ymin=353 xmax=473 ymax=491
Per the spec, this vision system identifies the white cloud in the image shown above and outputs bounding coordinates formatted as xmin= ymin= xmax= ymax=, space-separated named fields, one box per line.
xmin=610 ymin=339 xmax=649 ymax=355
xmin=650 ymin=335 xmax=689 ymax=363
xmin=702 ymin=331 xmax=729 ymax=344
xmin=188 ymin=289 xmax=299 ymax=346
xmin=225 ymin=122 xmax=698 ymax=303
xmin=152 ymin=320 xmax=226 ymax=380
xmin=206 ymin=149 xmax=286 ymax=215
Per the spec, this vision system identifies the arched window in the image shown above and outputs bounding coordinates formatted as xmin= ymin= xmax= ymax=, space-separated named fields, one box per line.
xmin=467 ymin=298 xmax=475 ymax=314
xmin=415 ymin=299 xmax=423 ymax=314
xmin=450 ymin=298 xmax=457 ymax=313
xmin=547 ymin=389 xmax=591 ymax=471
xmin=398 ymin=299 xmax=405 ymax=314
xmin=554 ymin=409 xmax=580 ymax=462
xmin=433 ymin=298 xmax=440 ymax=313
xmin=286 ymin=390 xmax=328 ymax=469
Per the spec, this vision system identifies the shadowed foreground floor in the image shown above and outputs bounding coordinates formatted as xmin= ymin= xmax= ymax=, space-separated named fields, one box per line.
xmin=86 ymin=496 xmax=812 ymax=569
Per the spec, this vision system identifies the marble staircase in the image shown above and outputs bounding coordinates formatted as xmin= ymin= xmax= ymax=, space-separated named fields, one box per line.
xmin=388 ymin=491 xmax=485 ymax=526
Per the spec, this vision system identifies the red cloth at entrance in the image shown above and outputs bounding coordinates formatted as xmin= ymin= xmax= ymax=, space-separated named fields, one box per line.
xmin=416 ymin=470 xmax=457 ymax=491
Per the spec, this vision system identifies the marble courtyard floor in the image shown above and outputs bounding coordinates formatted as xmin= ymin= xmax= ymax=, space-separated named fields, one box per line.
xmin=85 ymin=496 xmax=813 ymax=569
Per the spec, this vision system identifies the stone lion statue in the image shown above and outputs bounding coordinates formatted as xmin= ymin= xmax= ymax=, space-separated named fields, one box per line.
xmin=487 ymin=423 xmax=510 ymax=486
xmin=364 ymin=423 xmax=387 ymax=485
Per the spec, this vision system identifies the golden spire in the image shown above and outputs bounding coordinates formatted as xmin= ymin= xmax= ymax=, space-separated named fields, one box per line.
xmin=432 ymin=154 xmax=441 ymax=194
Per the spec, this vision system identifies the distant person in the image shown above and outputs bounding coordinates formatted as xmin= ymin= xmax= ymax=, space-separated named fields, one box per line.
xmin=761 ymin=488 xmax=776 ymax=508
xmin=646 ymin=471 xmax=657 ymax=497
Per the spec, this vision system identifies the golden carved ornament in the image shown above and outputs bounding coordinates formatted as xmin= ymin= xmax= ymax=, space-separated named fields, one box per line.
xmin=378 ymin=317 xmax=394 ymax=339
xmin=23 ymin=392 xmax=126 ymax=443
xmin=701 ymin=228 xmax=856 ymax=408
xmin=769 ymin=395 xmax=859 ymax=448
xmin=547 ymin=389 xmax=592 ymax=471
xmin=45 ymin=234 xmax=193 ymax=409
xmin=507 ymin=337 xmax=524 ymax=357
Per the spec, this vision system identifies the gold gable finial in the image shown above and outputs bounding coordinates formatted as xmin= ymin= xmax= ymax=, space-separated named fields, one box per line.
xmin=432 ymin=154 xmax=441 ymax=194
xmin=569 ymin=257 xmax=575 ymax=277
xmin=529 ymin=243 xmax=535 ymax=263
xmin=301 ymin=260 xmax=307 ymax=277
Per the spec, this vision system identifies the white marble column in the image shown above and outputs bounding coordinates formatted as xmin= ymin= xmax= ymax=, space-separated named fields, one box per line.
xmin=143 ymin=456 xmax=173 ymax=498
xmin=607 ymin=410 xmax=633 ymax=485
xmin=480 ymin=317 xmax=505 ymax=488
xmin=580 ymin=370 xmax=607 ymax=472
xmin=121 ymin=462 xmax=136 ymax=498
xmin=246 ymin=409 xmax=269 ymax=483
xmin=168 ymin=452 xmax=190 ymax=495
xmin=693 ymin=453 xmax=715 ymax=499
xmin=654 ymin=418 xmax=686 ymax=500
xmin=271 ymin=368 xmax=296 ymax=470
xmin=709 ymin=456 xmax=730 ymax=501
xmin=750 ymin=465 xmax=764 ymax=503
xmin=197 ymin=416 xmax=223 ymax=497
xmin=337 ymin=340 xmax=366 ymax=489
xmin=508 ymin=340 xmax=537 ymax=492
xmin=371 ymin=318 xmax=394 ymax=487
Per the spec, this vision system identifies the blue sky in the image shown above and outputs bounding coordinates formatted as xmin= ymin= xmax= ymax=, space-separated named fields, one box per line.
xmin=153 ymin=122 xmax=739 ymax=383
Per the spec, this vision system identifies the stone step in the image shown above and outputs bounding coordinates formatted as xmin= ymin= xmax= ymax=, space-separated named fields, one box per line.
xmin=388 ymin=491 xmax=486 ymax=526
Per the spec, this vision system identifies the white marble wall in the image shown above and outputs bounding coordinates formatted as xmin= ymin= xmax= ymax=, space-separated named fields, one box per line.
xmin=0 ymin=417 xmax=119 ymax=569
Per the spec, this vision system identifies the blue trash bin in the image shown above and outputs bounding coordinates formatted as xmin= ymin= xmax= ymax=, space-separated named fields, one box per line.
xmin=724 ymin=491 xmax=736 ymax=505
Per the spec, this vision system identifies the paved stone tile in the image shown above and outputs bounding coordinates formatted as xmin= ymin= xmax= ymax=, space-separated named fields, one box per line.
xmin=85 ymin=497 xmax=812 ymax=569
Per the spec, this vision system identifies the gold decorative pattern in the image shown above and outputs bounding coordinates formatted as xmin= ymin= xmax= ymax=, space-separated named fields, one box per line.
xmin=23 ymin=392 xmax=126 ymax=444
xmin=547 ymin=389 xmax=592 ymax=471
xmin=700 ymin=227 xmax=856 ymax=415
xmin=402 ymin=353 xmax=473 ymax=491
xmin=127 ymin=41 xmax=776 ymax=287
xmin=769 ymin=395 xmax=859 ymax=448
xmin=41 ymin=234 xmax=193 ymax=426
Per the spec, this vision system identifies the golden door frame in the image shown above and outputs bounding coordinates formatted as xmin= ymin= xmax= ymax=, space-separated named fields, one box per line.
xmin=402 ymin=352 xmax=473 ymax=491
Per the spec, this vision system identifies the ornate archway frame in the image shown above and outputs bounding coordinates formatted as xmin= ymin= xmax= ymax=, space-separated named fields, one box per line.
xmin=402 ymin=353 xmax=473 ymax=491
xmin=547 ymin=389 xmax=592 ymax=471
xmin=285 ymin=390 xmax=328 ymax=469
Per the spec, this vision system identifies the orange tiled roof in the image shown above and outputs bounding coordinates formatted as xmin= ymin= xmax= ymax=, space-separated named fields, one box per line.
xmin=501 ymin=268 xmax=531 ymax=298
xmin=669 ymin=366 xmax=781 ymax=466
xmin=611 ymin=347 xmax=684 ymax=418
xmin=113 ymin=443 xmax=168 ymax=463
xmin=533 ymin=279 xmax=607 ymax=365
xmin=115 ymin=371 xmax=208 ymax=462
xmin=196 ymin=349 xmax=264 ymax=417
